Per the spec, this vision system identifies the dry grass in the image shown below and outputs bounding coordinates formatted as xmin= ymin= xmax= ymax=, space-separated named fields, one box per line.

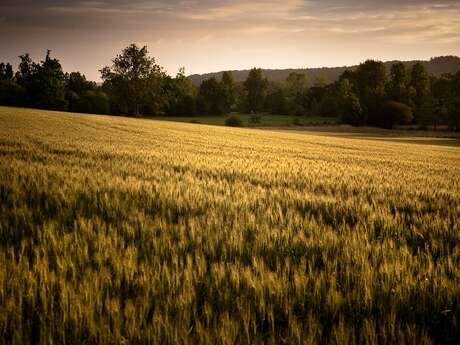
xmin=0 ymin=106 xmax=459 ymax=345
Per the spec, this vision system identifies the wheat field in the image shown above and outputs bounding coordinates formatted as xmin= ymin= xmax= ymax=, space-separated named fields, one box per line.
xmin=0 ymin=106 xmax=459 ymax=345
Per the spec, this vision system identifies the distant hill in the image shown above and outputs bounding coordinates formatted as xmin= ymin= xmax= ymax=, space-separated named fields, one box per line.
xmin=189 ymin=56 xmax=460 ymax=85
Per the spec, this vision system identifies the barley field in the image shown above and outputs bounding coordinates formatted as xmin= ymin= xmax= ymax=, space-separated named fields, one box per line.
xmin=0 ymin=106 xmax=459 ymax=345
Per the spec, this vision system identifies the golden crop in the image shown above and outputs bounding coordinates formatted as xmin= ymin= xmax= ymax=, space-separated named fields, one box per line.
xmin=0 ymin=106 xmax=459 ymax=344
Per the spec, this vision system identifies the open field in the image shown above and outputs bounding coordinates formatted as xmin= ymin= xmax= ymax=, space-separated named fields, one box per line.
xmin=268 ymin=125 xmax=460 ymax=137
xmin=1 ymin=106 xmax=459 ymax=344
xmin=156 ymin=116 xmax=460 ymax=147
xmin=154 ymin=114 xmax=339 ymax=127
xmin=268 ymin=126 xmax=460 ymax=147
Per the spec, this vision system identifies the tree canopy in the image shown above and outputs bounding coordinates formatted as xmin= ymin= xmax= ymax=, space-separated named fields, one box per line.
xmin=0 ymin=44 xmax=459 ymax=130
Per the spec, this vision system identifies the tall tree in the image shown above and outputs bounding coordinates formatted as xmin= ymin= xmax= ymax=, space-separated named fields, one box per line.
xmin=286 ymin=73 xmax=308 ymax=96
xmin=388 ymin=62 xmax=409 ymax=104
xmin=314 ymin=74 xmax=328 ymax=87
xmin=14 ymin=51 xmax=68 ymax=110
xmin=164 ymin=68 xmax=197 ymax=116
xmin=65 ymin=72 xmax=110 ymax=114
xmin=243 ymin=68 xmax=268 ymax=113
xmin=100 ymin=44 xmax=164 ymax=116
xmin=0 ymin=63 xmax=13 ymax=80
xmin=336 ymin=79 xmax=363 ymax=125
xmin=429 ymin=75 xmax=451 ymax=129
xmin=33 ymin=50 xmax=68 ymax=110
xmin=66 ymin=72 xmax=96 ymax=94
xmin=355 ymin=60 xmax=387 ymax=125
xmin=265 ymin=84 xmax=288 ymax=115
xmin=306 ymin=85 xmax=327 ymax=116
xmin=446 ymin=72 xmax=460 ymax=131
xmin=0 ymin=61 xmax=25 ymax=106
xmin=285 ymin=72 xmax=308 ymax=115
xmin=15 ymin=54 xmax=33 ymax=89
xmin=221 ymin=71 xmax=236 ymax=113
xmin=198 ymin=77 xmax=225 ymax=115
xmin=410 ymin=63 xmax=430 ymax=123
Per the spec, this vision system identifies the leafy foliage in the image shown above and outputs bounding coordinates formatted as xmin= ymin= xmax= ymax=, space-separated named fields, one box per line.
xmin=337 ymin=79 xmax=364 ymax=126
xmin=0 ymin=46 xmax=459 ymax=129
xmin=381 ymin=101 xmax=414 ymax=128
xmin=100 ymin=44 xmax=165 ymax=116
xmin=225 ymin=115 xmax=243 ymax=127
xmin=243 ymin=68 xmax=268 ymax=113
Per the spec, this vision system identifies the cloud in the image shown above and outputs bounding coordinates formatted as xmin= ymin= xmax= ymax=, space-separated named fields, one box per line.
xmin=3 ymin=1 xmax=460 ymax=36
xmin=179 ymin=0 xmax=304 ymax=21
xmin=0 ymin=0 xmax=459 ymax=79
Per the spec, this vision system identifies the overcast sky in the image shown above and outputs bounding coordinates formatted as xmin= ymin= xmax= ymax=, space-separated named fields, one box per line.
xmin=1 ymin=0 xmax=459 ymax=80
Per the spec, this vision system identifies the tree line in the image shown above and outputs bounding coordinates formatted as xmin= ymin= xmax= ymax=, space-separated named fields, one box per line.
xmin=1 ymin=44 xmax=459 ymax=130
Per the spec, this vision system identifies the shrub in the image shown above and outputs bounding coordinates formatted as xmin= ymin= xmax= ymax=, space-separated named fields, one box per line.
xmin=67 ymin=90 xmax=110 ymax=115
xmin=293 ymin=118 xmax=304 ymax=126
xmin=225 ymin=116 xmax=243 ymax=127
xmin=248 ymin=114 xmax=262 ymax=126
xmin=88 ymin=91 xmax=110 ymax=115
xmin=381 ymin=101 xmax=413 ymax=129
xmin=0 ymin=80 xmax=27 ymax=107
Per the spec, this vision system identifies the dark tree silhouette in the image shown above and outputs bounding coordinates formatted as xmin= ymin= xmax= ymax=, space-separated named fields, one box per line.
xmin=0 ymin=47 xmax=459 ymax=130
xmin=198 ymin=77 xmax=226 ymax=115
xmin=355 ymin=60 xmax=387 ymax=126
xmin=381 ymin=101 xmax=413 ymax=129
xmin=100 ymin=44 xmax=164 ymax=116
xmin=388 ymin=63 xmax=410 ymax=104
xmin=221 ymin=71 xmax=236 ymax=113
xmin=410 ymin=63 xmax=431 ymax=123
xmin=244 ymin=68 xmax=268 ymax=113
